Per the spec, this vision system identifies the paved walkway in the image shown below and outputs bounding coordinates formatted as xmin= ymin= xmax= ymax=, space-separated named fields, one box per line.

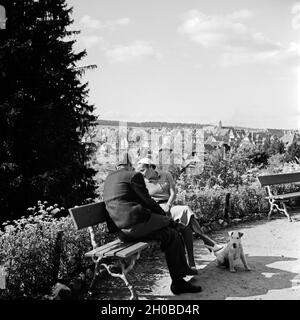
xmin=95 ymin=212 xmax=300 ymax=300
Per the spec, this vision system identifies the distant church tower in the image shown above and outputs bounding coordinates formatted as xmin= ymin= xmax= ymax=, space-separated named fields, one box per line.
xmin=218 ymin=120 xmax=222 ymax=129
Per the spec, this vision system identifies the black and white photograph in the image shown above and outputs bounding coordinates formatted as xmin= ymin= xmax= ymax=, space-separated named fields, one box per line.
xmin=1 ymin=0 xmax=300 ymax=311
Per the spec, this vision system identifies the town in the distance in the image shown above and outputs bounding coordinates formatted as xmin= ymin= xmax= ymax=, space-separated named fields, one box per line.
xmin=88 ymin=119 xmax=299 ymax=172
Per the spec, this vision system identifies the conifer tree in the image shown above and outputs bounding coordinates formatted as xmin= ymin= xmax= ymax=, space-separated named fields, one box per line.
xmin=0 ymin=0 xmax=97 ymax=221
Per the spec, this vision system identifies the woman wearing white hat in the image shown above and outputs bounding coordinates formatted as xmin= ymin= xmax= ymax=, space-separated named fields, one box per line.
xmin=137 ymin=157 xmax=222 ymax=272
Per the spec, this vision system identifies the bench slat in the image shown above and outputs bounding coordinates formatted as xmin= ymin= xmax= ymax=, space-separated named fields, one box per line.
xmin=101 ymin=242 xmax=137 ymax=257
xmin=85 ymin=241 xmax=150 ymax=259
xmin=85 ymin=239 xmax=121 ymax=257
xmin=258 ymin=172 xmax=300 ymax=186
xmin=85 ymin=241 xmax=130 ymax=258
xmin=112 ymin=242 xmax=150 ymax=258
xmin=85 ymin=241 xmax=135 ymax=258
xmin=267 ymin=191 xmax=300 ymax=200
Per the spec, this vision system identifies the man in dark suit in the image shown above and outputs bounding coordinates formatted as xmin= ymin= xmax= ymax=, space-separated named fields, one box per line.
xmin=103 ymin=152 xmax=202 ymax=295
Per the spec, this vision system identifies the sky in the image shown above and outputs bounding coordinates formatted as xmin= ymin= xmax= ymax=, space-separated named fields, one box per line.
xmin=68 ymin=0 xmax=300 ymax=129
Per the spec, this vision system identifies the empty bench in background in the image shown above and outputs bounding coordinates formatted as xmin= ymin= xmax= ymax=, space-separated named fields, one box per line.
xmin=258 ymin=172 xmax=300 ymax=222
xmin=69 ymin=201 xmax=156 ymax=300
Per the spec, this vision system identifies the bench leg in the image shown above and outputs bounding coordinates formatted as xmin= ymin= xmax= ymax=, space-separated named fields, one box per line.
xmin=281 ymin=202 xmax=293 ymax=222
xmin=101 ymin=252 xmax=141 ymax=300
xmin=87 ymin=259 xmax=101 ymax=297
xmin=268 ymin=200 xmax=293 ymax=222
xmin=268 ymin=199 xmax=276 ymax=220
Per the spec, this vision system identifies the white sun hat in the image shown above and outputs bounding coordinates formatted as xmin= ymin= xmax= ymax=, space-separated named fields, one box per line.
xmin=137 ymin=157 xmax=156 ymax=169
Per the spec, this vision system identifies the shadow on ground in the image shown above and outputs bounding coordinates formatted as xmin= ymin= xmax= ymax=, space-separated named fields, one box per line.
xmin=169 ymin=255 xmax=298 ymax=300
xmin=92 ymin=251 xmax=298 ymax=300
xmin=89 ymin=214 xmax=300 ymax=300
xmin=92 ymin=250 xmax=169 ymax=300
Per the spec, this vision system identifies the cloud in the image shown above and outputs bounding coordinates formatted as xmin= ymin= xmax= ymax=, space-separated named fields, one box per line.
xmin=78 ymin=15 xmax=131 ymax=49
xmin=80 ymin=15 xmax=130 ymax=31
xmin=104 ymin=41 xmax=162 ymax=63
xmin=227 ymin=9 xmax=253 ymax=20
xmin=80 ymin=15 xmax=101 ymax=30
xmin=178 ymin=9 xmax=300 ymax=67
xmin=291 ymin=3 xmax=300 ymax=30
xmin=80 ymin=35 xmax=102 ymax=48
xmin=113 ymin=18 xmax=130 ymax=26
xmin=220 ymin=42 xmax=300 ymax=67
xmin=178 ymin=10 xmax=278 ymax=51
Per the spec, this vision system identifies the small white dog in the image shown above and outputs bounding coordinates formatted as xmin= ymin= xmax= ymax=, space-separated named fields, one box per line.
xmin=208 ymin=231 xmax=251 ymax=273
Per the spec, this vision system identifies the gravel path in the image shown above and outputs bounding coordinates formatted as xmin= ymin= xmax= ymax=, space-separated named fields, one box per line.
xmin=95 ymin=212 xmax=300 ymax=300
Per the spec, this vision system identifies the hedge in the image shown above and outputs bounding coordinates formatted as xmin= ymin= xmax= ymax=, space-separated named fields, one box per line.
xmin=0 ymin=212 xmax=113 ymax=299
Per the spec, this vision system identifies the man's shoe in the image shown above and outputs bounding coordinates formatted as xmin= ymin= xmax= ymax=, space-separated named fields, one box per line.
xmin=170 ymin=279 xmax=202 ymax=295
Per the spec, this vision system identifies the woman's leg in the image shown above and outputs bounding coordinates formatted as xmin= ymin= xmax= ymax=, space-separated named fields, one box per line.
xmin=189 ymin=216 xmax=220 ymax=248
xmin=169 ymin=205 xmax=222 ymax=252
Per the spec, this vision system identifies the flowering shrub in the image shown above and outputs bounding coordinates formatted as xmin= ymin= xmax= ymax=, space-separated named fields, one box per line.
xmin=26 ymin=200 xmax=67 ymax=218
xmin=198 ymin=151 xmax=247 ymax=188
xmin=229 ymin=183 xmax=269 ymax=217
xmin=266 ymin=154 xmax=286 ymax=173
xmin=0 ymin=202 xmax=114 ymax=299
xmin=175 ymin=150 xmax=300 ymax=222
xmin=264 ymin=159 xmax=300 ymax=175
xmin=0 ymin=214 xmax=59 ymax=298
xmin=176 ymin=186 xmax=226 ymax=222
xmin=240 ymin=167 xmax=261 ymax=185
xmin=176 ymin=183 xmax=269 ymax=222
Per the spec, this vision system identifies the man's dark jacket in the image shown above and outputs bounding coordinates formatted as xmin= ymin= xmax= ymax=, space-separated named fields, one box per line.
xmin=103 ymin=168 xmax=166 ymax=229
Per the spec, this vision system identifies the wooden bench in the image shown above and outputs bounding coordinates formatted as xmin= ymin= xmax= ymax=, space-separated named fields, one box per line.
xmin=69 ymin=201 xmax=156 ymax=300
xmin=258 ymin=172 xmax=300 ymax=222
